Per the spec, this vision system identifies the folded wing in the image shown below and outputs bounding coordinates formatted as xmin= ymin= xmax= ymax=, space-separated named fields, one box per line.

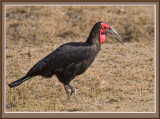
xmin=26 ymin=42 xmax=92 ymax=77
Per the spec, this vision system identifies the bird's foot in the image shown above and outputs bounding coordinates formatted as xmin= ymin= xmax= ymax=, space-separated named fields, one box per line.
xmin=75 ymin=97 xmax=79 ymax=102
xmin=62 ymin=100 xmax=69 ymax=104
xmin=62 ymin=99 xmax=69 ymax=104
xmin=62 ymin=97 xmax=72 ymax=104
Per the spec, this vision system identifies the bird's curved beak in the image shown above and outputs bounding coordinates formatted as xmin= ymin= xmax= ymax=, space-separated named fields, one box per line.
xmin=105 ymin=26 xmax=123 ymax=44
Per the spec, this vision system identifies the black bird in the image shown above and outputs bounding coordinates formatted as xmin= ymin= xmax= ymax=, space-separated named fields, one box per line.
xmin=8 ymin=22 xmax=123 ymax=102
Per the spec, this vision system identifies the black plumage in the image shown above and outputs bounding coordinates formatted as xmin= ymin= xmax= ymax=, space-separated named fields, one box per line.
xmin=8 ymin=21 xmax=123 ymax=102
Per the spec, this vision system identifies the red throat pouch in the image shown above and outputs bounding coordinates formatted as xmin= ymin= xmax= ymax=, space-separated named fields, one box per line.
xmin=100 ymin=29 xmax=105 ymax=44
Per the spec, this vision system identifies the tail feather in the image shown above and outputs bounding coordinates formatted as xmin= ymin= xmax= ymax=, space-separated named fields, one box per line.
xmin=8 ymin=76 xmax=30 ymax=88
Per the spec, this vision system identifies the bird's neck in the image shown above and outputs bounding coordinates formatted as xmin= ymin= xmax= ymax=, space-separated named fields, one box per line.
xmin=86 ymin=31 xmax=99 ymax=43
xmin=86 ymin=33 xmax=101 ymax=54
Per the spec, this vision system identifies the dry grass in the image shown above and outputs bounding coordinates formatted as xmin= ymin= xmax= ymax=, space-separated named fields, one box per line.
xmin=5 ymin=5 xmax=154 ymax=112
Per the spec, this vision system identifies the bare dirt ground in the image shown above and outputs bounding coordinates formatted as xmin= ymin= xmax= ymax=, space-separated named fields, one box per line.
xmin=5 ymin=6 xmax=154 ymax=112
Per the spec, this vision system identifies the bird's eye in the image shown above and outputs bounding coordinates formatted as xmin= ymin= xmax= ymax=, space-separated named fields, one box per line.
xmin=106 ymin=26 xmax=109 ymax=30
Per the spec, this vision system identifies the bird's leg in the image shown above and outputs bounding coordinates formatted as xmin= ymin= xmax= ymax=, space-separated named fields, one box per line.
xmin=68 ymin=84 xmax=78 ymax=102
xmin=64 ymin=85 xmax=72 ymax=103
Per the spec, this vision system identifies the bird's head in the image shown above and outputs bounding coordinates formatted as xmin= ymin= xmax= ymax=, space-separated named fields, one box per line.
xmin=87 ymin=22 xmax=123 ymax=44
xmin=99 ymin=22 xmax=123 ymax=44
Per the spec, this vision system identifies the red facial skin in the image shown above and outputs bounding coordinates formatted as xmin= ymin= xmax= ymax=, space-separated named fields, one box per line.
xmin=101 ymin=23 xmax=109 ymax=30
xmin=100 ymin=23 xmax=110 ymax=44
xmin=100 ymin=29 xmax=105 ymax=44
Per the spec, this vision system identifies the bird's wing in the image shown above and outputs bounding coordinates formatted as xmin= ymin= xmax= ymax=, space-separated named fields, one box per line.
xmin=26 ymin=43 xmax=93 ymax=76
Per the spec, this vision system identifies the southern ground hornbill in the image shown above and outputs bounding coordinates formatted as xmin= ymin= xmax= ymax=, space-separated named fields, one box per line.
xmin=8 ymin=21 xmax=123 ymax=102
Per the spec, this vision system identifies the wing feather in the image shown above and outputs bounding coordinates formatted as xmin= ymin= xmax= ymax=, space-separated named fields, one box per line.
xmin=26 ymin=42 xmax=93 ymax=76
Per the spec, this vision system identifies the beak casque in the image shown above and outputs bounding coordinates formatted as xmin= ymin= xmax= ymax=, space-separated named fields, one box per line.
xmin=105 ymin=26 xmax=123 ymax=44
